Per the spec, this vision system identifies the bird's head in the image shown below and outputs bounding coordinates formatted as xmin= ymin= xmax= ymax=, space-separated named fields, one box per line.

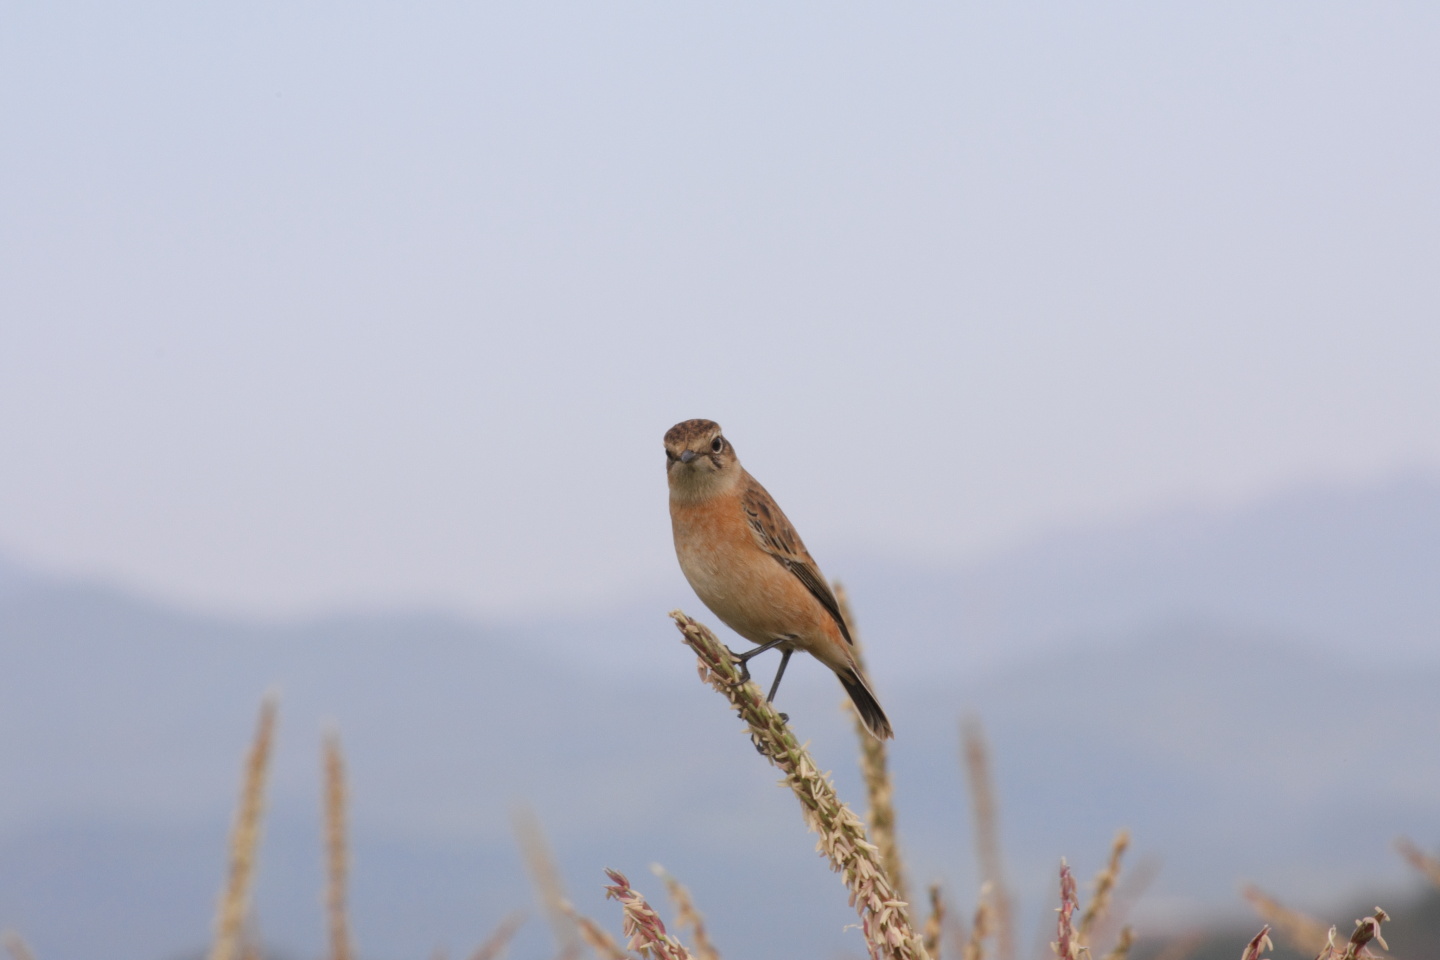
xmin=664 ymin=419 xmax=739 ymax=497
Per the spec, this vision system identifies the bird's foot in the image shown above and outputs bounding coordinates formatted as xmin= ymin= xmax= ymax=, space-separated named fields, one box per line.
xmin=749 ymin=712 xmax=790 ymax=755
xmin=725 ymin=646 xmax=752 ymax=684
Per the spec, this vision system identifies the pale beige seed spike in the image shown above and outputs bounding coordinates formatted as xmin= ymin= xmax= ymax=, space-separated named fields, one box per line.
xmin=652 ymin=864 xmax=720 ymax=960
xmin=1241 ymin=884 xmax=1329 ymax=953
xmin=1079 ymin=829 xmax=1130 ymax=944
xmin=464 ymin=911 xmax=527 ymax=960
xmin=1396 ymin=837 xmax=1440 ymax=889
xmin=3 ymin=930 xmax=37 ymax=960
xmin=672 ymin=612 xmax=929 ymax=960
xmin=604 ymin=869 xmax=693 ymax=960
xmin=963 ymin=884 xmax=993 ymax=960
xmin=1100 ymin=927 xmax=1134 ymax=960
xmin=210 ymin=695 xmax=278 ymax=960
xmin=835 ymin=581 xmax=909 ymax=903
xmin=323 ymin=729 xmax=354 ymax=960
xmin=559 ymin=900 xmax=630 ymax=960
xmin=513 ymin=808 xmax=583 ymax=960
xmin=921 ymin=884 xmax=945 ymax=960
xmin=962 ymin=717 xmax=1014 ymax=960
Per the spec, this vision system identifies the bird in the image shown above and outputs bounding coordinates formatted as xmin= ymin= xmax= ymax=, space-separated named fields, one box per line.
xmin=664 ymin=418 xmax=893 ymax=740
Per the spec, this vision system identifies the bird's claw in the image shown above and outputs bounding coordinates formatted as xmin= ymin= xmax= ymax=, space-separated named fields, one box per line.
xmin=750 ymin=713 xmax=790 ymax=755
xmin=726 ymin=646 xmax=751 ymax=684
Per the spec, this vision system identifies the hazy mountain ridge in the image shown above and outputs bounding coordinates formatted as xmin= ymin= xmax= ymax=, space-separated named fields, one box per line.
xmin=838 ymin=470 xmax=1440 ymax=672
xmin=2 ymin=475 xmax=1438 ymax=959
xmin=516 ymin=472 xmax=1440 ymax=683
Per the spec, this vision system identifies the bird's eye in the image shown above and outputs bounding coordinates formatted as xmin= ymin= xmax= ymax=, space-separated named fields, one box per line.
xmin=666 ymin=449 xmax=678 ymax=462
xmin=711 ymin=437 xmax=724 ymax=453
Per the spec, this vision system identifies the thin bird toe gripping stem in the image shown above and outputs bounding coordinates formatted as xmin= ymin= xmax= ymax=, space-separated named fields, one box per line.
xmin=729 ymin=637 xmax=788 ymax=685
xmin=725 ymin=637 xmax=797 ymax=753
xmin=729 ymin=639 xmax=795 ymax=710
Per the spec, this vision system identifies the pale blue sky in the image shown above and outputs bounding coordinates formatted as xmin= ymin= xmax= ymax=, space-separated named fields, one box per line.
xmin=2 ymin=2 xmax=1438 ymax=617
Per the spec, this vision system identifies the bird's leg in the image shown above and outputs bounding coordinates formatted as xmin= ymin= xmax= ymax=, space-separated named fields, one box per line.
xmin=766 ymin=648 xmax=793 ymax=725
xmin=766 ymin=649 xmax=793 ymax=703
xmin=730 ymin=637 xmax=788 ymax=684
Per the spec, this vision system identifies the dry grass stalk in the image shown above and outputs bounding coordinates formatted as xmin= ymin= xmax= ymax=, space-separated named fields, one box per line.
xmin=922 ymin=884 xmax=944 ymax=960
xmin=963 ymin=883 xmax=993 ymax=960
xmin=1395 ymin=837 xmax=1440 ymax=889
xmin=1315 ymin=908 xmax=1389 ymax=960
xmin=1089 ymin=853 xmax=1159 ymax=953
xmin=835 ymin=582 xmax=910 ymax=905
xmin=465 ymin=910 xmax=528 ymax=960
xmin=2 ymin=931 xmax=36 ymax=960
xmin=1051 ymin=861 xmax=1081 ymax=960
xmin=604 ymin=869 xmax=693 ymax=960
xmin=671 ymin=612 xmax=930 ymax=960
xmin=1078 ymin=829 xmax=1129 ymax=944
xmin=514 ymin=807 xmax=583 ymax=960
xmin=559 ymin=901 xmax=632 ymax=960
xmin=1239 ymin=926 xmax=1273 ymax=960
xmin=651 ymin=864 xmax=720 ymax=960
xmin=210 ymin=696 xmax=278 ymax=960
xmin=1100 ymin=927 xmax=1133 ymax=960
xmin=323 ymin=731 xmax=354 ymax=960
xmin=961 ymin=717 xmax=1014 ymax=960
xmin=1241 ymin=884 xmax=1330 ymax=952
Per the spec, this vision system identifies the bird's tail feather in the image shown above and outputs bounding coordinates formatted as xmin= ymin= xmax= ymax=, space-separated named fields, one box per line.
xmin=839 ymin=668 xmax=893 ymax=740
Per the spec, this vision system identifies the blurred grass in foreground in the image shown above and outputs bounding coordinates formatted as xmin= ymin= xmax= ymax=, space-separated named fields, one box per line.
xmin=5 ymin=597 xmax=1437 ymax=960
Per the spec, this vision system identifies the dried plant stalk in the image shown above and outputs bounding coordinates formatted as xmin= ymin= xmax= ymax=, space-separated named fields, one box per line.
xmin=1241 ymin=884 xmax=1329 ymax=952
xmin=1052 ymin=861 xmax=1080 ymax=960
xmin=1101 ymin=926 xmax=1133 ymax=960
xmin=672 ymin=612 xmax=929 ymax=960
xmin=323 ymin=731 xmax=354 ymax=960
xmin=651 ymin=864 xmax=720 ymax=960
xmin=963 ymin=884 xmax=993 ymax=960
xmin=560 ymin=901 xmax=632 ymax=960
xmin=835 ymin=582 xmax=909 ymax=905
xmin=604 ymin=869 xmax=692 ymax=960
xmin=465 ymin=910 xmax=528 ymax=960
xmin=210 ymin=696 xmax=278 ymax=960
xmin=3 ymin=931 xmax=36 ymax=960
xmin=1395 ymin=837 xmax=1440 ymax=889
xmin=1239 ymin=926 xmax=1273 ymax=960
xmin=1078 ymin=829 xmax=1129 ymax=944
xmin=1091 ymin=852 xmax=1159 ymax=953
xmin=961 ymin=717 xmax=1014 ymax=960
xmin=1315 ymin=909 xmax=1389 ymax=960
xmin=921 ymin=884 xmax=944 ymax=960
xmin=514 ymin=808 xmax=583 ymax=960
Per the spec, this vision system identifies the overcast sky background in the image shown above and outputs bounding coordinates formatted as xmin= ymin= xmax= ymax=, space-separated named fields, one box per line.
xmin=2 ymin=3 xmax=1438 ymax=620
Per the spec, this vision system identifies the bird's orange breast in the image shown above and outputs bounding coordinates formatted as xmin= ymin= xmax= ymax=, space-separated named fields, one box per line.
xmin=669 ymin=490 xmax=845 ymax=665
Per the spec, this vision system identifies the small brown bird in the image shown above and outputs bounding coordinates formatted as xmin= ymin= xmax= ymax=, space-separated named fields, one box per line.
xmin=664 ymin=418 xmax=893 ymax=739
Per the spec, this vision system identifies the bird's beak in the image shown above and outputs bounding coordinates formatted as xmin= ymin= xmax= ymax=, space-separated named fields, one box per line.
xmin=679 ymin=450 xmax=697 ymax=463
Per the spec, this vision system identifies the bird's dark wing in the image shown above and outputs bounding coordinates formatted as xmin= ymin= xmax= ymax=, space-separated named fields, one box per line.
xmin=739 ymin=474 xmax=853 ymax=645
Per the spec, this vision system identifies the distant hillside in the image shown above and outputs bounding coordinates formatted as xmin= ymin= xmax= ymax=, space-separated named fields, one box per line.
xmin=522 ymin=471 xmax=1440 ymax=680
xmin=1 ymin=474 xmax=1438 ymax=960
xmin=841 ymin=470 xmax=1440 ymax=672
